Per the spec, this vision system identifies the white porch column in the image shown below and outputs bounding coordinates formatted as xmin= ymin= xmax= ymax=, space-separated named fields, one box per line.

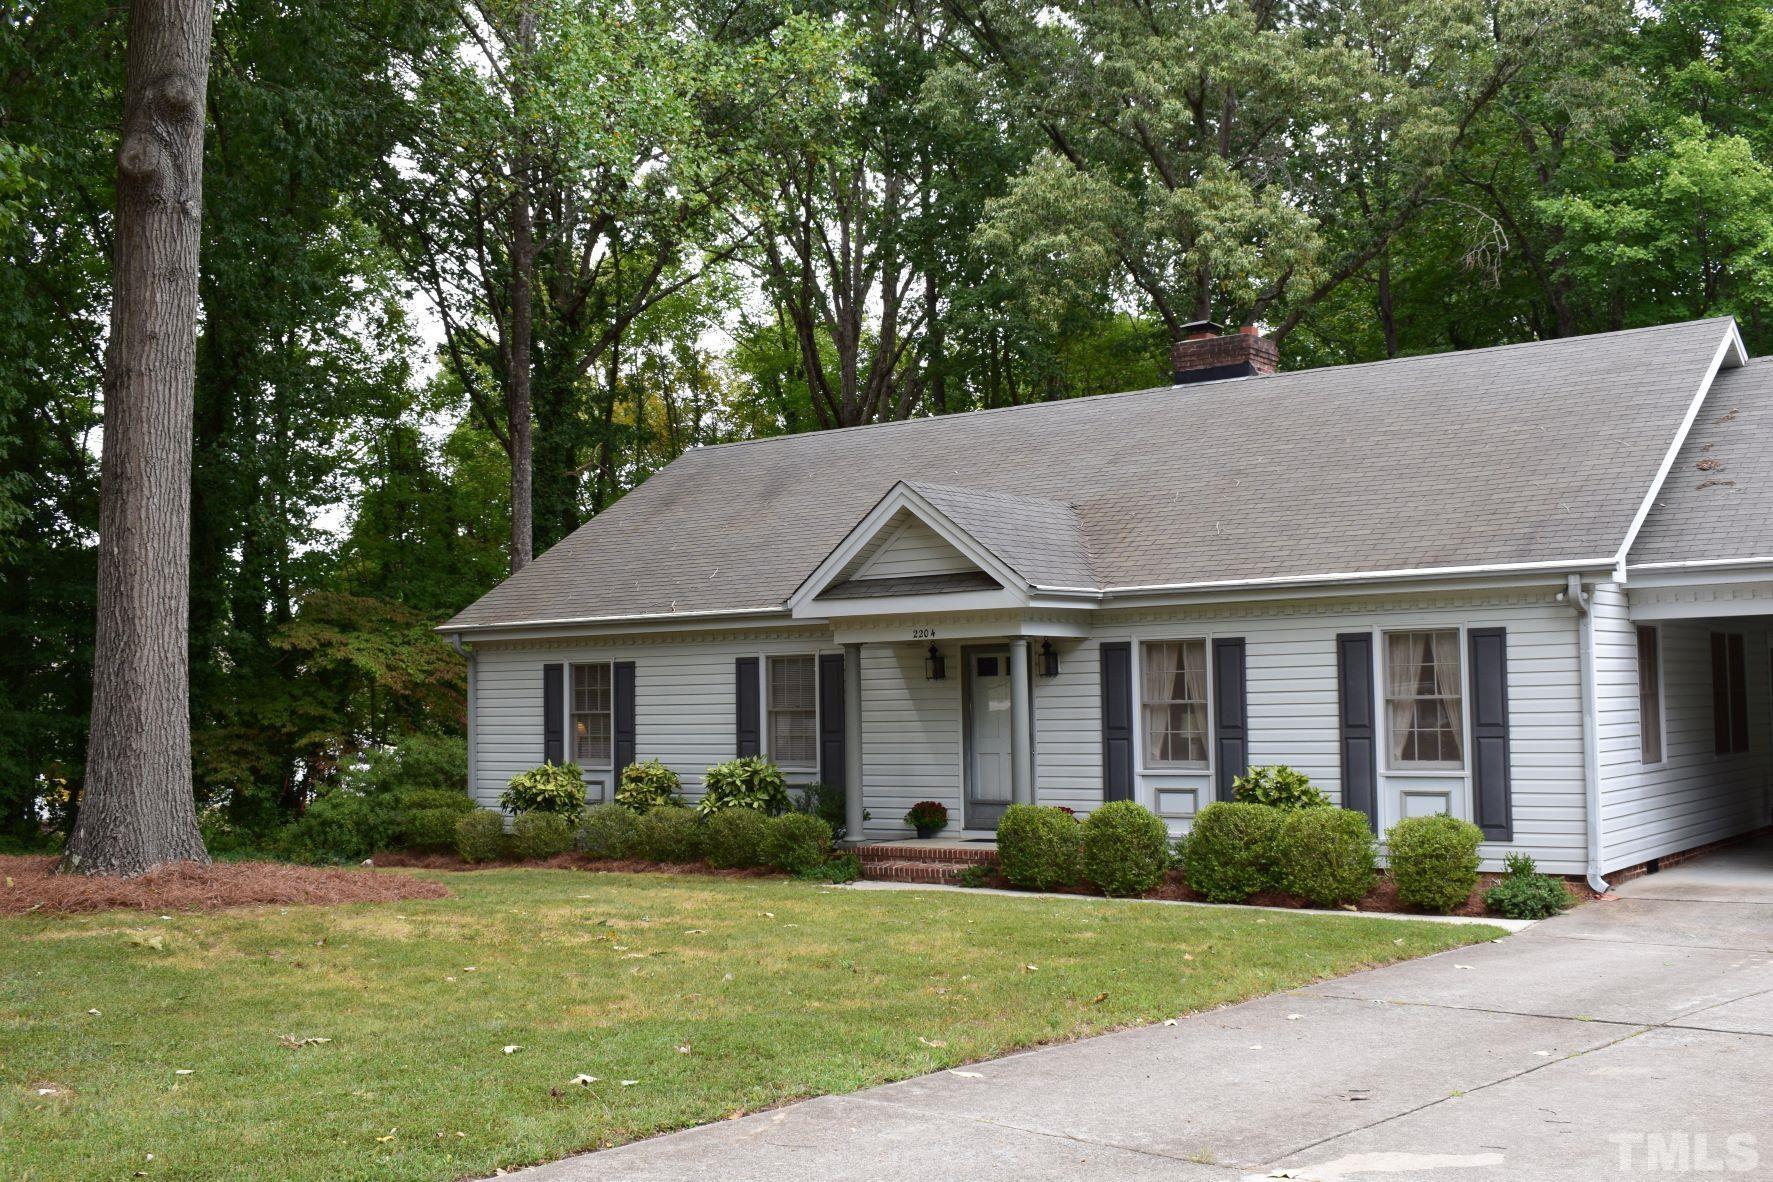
xmin=843 ymin=642 xmax=865 ymax=841
xmin=1010 ymin=638 xmax=1033 ymax=806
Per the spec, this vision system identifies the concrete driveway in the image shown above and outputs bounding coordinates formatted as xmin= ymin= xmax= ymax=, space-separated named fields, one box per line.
xmin=510 ymin=840 xmax=1773 ymax=1182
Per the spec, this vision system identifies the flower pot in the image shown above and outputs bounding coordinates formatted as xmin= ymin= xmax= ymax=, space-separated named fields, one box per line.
xmin=914 ymin=822 xmax=945 ymax=840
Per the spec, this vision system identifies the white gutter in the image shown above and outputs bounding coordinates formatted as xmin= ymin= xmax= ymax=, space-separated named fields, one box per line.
xmin=1564 ymin=574 xmax=1610 ymax=894
xmin=1628 ymin=555 xmax=1773 ymax=572
xmin=1033 ymin=555 xmax=1618 ymax=599
xmin=437 ymin=606 xmax=791 ymax=636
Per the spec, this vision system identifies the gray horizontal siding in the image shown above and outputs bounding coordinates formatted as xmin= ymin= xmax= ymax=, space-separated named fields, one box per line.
xmin=1598 ymin=585 xmax=1771 ymax=872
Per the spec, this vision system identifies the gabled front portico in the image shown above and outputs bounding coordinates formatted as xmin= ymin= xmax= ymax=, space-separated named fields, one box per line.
xmin=788 ymin=480 xmax=1097 ymax=841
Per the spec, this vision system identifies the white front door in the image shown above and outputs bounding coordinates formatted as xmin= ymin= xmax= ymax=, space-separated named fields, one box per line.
xmin=966 ymin=650 xmax=1014 ymax=828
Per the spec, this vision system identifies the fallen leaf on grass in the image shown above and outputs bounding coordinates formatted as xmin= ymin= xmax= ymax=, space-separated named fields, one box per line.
xmin=376 ymin=1129 xmax=397 ymax=1143
xmin=173 ymin=1069 xmax=194 ymax=1076
xmin=502 ymin=1046 xmax=522 ymax=1055
xmin=86 ymin=1008 xmax=101 ymax=1016
xmin=1087 ymin=992 xmax=1109 ymax=1005
xmin=676 ymin=1045 xmax=692 ymax=1055
xmin=619 ymin=1080 xmax=639 ymax=1087
xmin=277 ymin=1035 xmax=332 ymax=1049
xmin=1022 ymin=964 xmax=1038 ymax=972
xmin=917 ymin=1037 xmax=947 ymax=1048
xmin=568 ymin=1074 xmax=600 ymax=1086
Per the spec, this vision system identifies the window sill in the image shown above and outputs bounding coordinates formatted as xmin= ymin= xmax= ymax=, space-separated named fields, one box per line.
xmin=1140 ymin=766 xmax=1210 ymax=777
xmin=1383 ymin=767 xmax=1467 ymax=779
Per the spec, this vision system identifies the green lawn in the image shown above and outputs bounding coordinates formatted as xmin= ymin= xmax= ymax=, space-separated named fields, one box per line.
xmin=2 ymin=869 xmax=1502 ymax=1182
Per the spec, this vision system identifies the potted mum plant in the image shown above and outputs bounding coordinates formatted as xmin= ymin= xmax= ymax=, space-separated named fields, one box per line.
xmin=905 ymin=800 xmax=949 ymax=839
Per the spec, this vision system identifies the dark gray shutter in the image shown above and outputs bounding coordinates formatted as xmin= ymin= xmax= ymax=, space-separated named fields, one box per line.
xmin=1711 ymin=632 xmax=1732 ymax=754
xmin=1336 ymin=633 xmax=1378 ymax=830
xmin=543 ymin=663 xmax=564 ymax=765
xmin=1468 ymin=627 xmax=1513 ymax=842
xmin=735 ymin=657 xmax=761 ymax=757
xmin=1212 ymin=638 xmax=1247 ymax=802
xmin=1728 ymin=633 xmax=1749 ymax=753
xmin=818 ymin=652 xmax=845 ymax=788
xmin=1100 ymin=641 xmax=1133 ymax=801
xmin=613 ymin=661 xmax=636 ymax=776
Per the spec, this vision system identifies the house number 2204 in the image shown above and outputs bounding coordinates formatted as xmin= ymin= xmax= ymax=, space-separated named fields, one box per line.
xmin=911 ymin=627 xmax=937 ymax=639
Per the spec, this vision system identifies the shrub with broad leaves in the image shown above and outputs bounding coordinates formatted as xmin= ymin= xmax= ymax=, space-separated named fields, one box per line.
xmin=500 ymin=764 xmax=586 ymax=815
xmin=615 ymin=759 xmax=682 ymax=811
xmin=1232 ymin=765 xmax=1330 ymax=811
xmin=698 ymin=757 xmax=791 ymax=816
xmin=1483 ymin=852 xmax=1573 ymax=919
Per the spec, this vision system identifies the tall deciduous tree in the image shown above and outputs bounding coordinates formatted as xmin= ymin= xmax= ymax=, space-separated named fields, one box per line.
xmin=63 ymin=0 xmax=212 ymax=875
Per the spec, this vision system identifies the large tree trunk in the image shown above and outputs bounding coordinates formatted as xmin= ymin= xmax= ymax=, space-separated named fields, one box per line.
xmin=64 ymin=0 xmax=213 ymax=876
xmin=505 ymin=4 xmax=537 ymax=573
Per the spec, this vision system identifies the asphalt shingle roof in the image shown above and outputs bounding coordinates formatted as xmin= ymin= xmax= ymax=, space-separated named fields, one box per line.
xmin=447 ymin=318 xmax=1741 ymax=631
xmin=904 ymin=482 xmax=1098 ymax=589
xmin=1630 ymin=357 xmax=1773 ymax=567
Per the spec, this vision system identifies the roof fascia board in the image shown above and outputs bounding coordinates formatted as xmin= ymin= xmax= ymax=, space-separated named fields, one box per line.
xmin=1613 ymin=320 xmax=1748 ymax=579
xmin=439 ymin=608 xmax=805 ymax=643
xmin=1040 ymin=556 xmax=1614 ymax=602
xmin=1624 ymin=560 xmax=1773 ymax=590
xmin=808 ymin=589 xmax=1027 ymax=618
xmin=787 ymin=483 xmax=1027 ymax=615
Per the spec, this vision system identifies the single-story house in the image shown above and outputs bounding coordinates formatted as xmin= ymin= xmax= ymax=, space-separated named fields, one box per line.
xmin=443 ymin=317 xmax=1773 ymax=890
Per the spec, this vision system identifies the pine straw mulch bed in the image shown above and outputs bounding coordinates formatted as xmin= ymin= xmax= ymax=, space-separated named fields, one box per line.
xmin=0 ymin=855 xmax=451 ymax=916
xmin=370 ymin=849 xmax=783 ymax=878
xmin=964 ymin=867 xmax=1603 ymax=918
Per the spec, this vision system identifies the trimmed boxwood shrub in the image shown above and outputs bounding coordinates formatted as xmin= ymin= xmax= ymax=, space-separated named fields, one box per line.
xmin=578 ymin=802 xmax=640 ymax=859
xmin=633 ymin=805 xmax=707 ymax=863
xmin=1274 ymin=807 xmax=1378 ymax=906
xmin=1387 ymin=813 xmax=1483 ymax=913
xmin=455 ymin=809 xmax=508 ymax=863
xmin=705 ymin=807 xmax=772 ymax=868
xmin=275 ymin=792 xmax=397 ymax=864
xmin=393 ymin=788 xmax=475 ymax=852
xmin=765 ymin=812 xmax=834 ymax=876
xmin=1232 ymin=765 xmax=1330 ymax=811
xmin=995 ymin=804 xmax=1082 ymax=890
xmin=616 ymin=759 xmax=682 ymax=811
xmin=698 ymin=757 xmax=791 ymax=816
xmin=500 ymin=763 xmax=587 ymax=814
xmin=1080 ymin=800 xmax=1170 ymax=897
xmin=1183 ymin=802 xmax=1283 ymax=903
xmin=511 ymin=811 xmax=576 ymax=860
xmin=1483 ymin=852 xmax=1573 ymax=919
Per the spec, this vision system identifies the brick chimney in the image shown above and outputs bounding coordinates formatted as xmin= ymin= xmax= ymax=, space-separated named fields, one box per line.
xmin=1170 ymin=321 xmax=1279 ymax=384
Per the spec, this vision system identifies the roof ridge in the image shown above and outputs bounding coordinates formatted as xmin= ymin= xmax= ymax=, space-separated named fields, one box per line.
xmin=690 ymin=317 xmax=1739 ymax=456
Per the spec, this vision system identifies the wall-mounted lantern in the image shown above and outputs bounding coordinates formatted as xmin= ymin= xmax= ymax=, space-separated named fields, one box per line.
xmin=924 ymin=643 xmax=946 ymax=681
xmin=1039 ymin=639 xmax=1060 ymax=677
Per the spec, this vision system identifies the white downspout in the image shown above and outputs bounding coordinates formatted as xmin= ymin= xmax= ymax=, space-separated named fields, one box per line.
xmin=1566 ymin=576 xmax=1610 ymax=894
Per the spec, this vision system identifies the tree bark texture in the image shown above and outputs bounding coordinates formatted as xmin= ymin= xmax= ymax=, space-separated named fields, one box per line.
xmin=505 ymin=4 xmax=537 ymax=574
xmin=64 ymin=0 xmax=213 ymax=875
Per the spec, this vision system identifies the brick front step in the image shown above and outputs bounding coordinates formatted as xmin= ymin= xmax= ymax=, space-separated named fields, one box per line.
xmin=856 ymin=842 xmax=999 ymax=866
xmin=858 ymin=859 xmax=976 ymax=884
xmin=855 ymin=841 xmax=998 ymax=883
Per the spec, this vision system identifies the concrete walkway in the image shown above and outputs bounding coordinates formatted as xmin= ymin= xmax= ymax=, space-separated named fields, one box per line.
xmin=510 ymin=841 xmax=1773 ymax=1182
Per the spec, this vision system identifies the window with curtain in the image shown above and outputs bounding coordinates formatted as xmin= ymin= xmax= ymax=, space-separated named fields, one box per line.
xmin=572 ymin=663 xmax=613 ymax=766
xmin=1141 ymin=639 xmax=1209 ymax=767
xmin=1637 ymin=626 xmax=1663 ymax=763
xmin=768 ymin=655 xmax=818 ymax=767
xmin=1385 ymin=630 xmax=1464 ymax=768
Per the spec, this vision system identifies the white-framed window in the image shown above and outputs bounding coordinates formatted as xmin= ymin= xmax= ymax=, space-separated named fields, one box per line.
xmin=571 ymin=662 xmax=613 ymax=767
xmin=1140 ymin=639 xmax=1209 ymax=768
xmin=767 ymin=654 xmax=818 ymax=768
xmin=1384 ymin=629 xmax=1464 ymax=769
xmin=1636 ymin=625 xmax=1664 ymax=764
